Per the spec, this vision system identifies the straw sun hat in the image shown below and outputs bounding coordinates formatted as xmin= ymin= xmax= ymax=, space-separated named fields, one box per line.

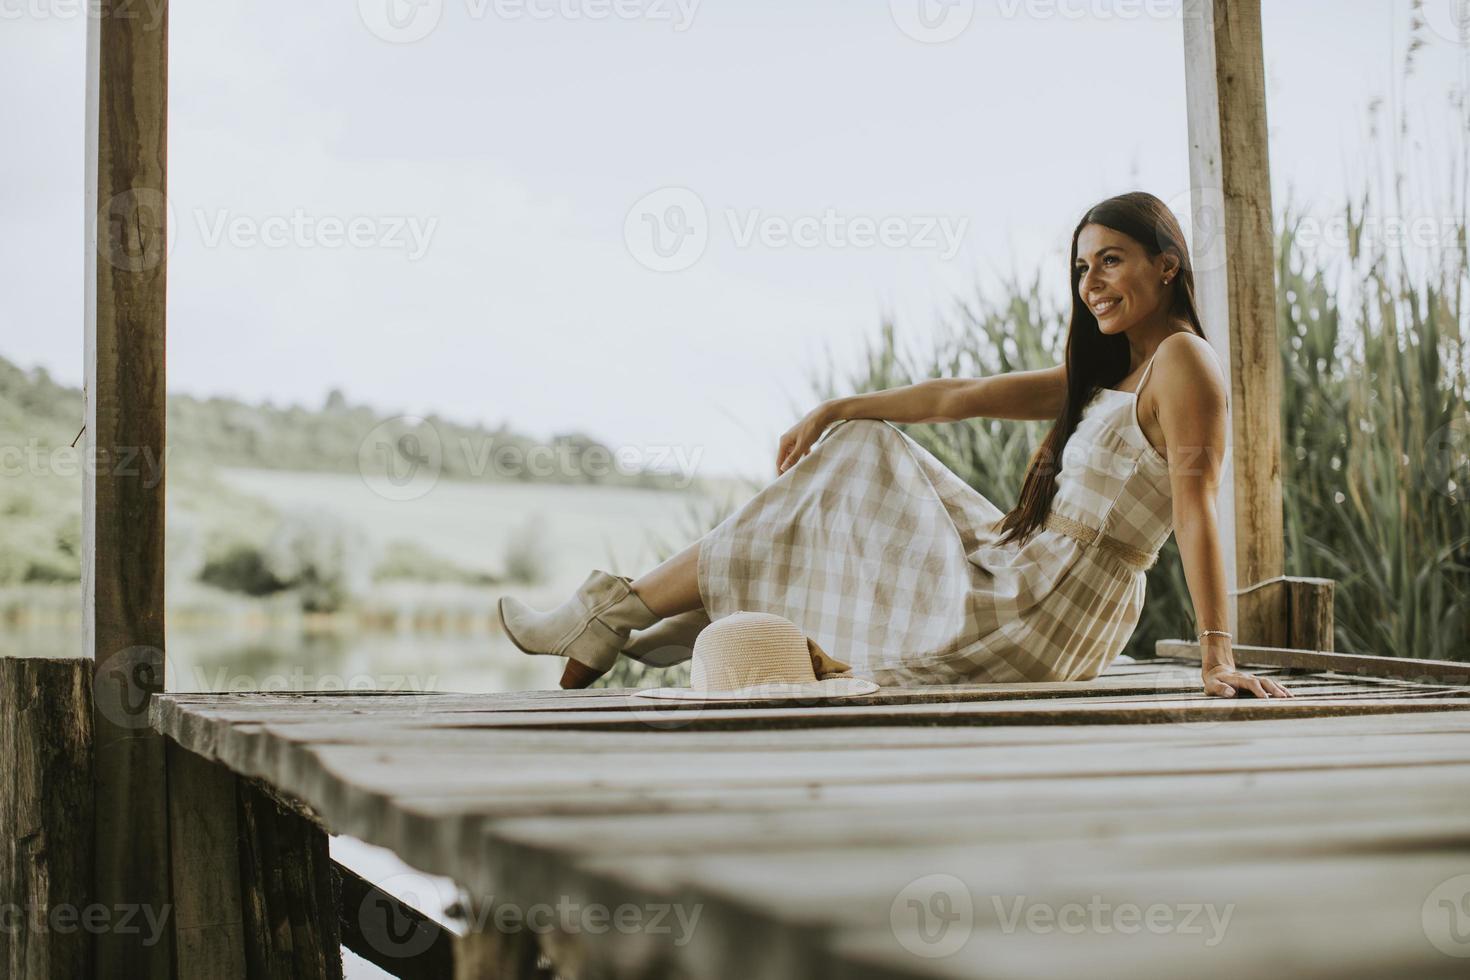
xmin=633 ymin=610 xmax=880 ymax=702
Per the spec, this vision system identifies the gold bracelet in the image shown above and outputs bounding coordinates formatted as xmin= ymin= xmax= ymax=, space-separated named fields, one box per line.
xmin=1198 ymin=629 xmax=1232 ymax=641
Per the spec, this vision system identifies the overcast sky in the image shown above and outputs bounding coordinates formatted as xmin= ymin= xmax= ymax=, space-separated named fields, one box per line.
xmin=3 ymin=0 xmax=1465 ymax=480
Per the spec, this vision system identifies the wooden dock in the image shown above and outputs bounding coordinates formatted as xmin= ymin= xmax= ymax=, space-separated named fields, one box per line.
xmin=145 ymin=653 xmax=1470 ymax=978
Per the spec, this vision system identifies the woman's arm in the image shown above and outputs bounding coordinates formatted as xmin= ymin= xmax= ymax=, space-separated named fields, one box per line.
xmin=824 ymin=364 xmax=1068 ymax=425
xmin=776 ymin=365 xmax=1068 ymax=474
xmin=1152 ymin=334 xmax=1291 ymax=699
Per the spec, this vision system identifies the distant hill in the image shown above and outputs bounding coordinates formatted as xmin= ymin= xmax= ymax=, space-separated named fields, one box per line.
xmin=0 ymin=353 xmax=694 ymax=490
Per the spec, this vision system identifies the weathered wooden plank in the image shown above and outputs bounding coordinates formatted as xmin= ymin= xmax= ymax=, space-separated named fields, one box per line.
xmin=236 ymin=780 xmax=342 ymax=979
xmin=166 ymin=740 xmax=246 ymax=978
xmin=84 ymin=1 xmax=172 ymax=976
xmin=1236 ymin=575 xmax=1336 ymax=650
xmin=333 ymin=860 xmax=455 ymax=980
xmin=1157 ymin=640 xmax=1470 ymax=684
xmin=0 ymin=657 xmax=95 ymax=980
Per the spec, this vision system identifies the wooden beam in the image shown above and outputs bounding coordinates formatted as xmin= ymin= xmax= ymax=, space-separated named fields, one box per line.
xmin=236 ymin=779 xmax=344 ymax=979
xmin=333 ymin=861 xmax=455 ymax=980
xmin=1154 ymin=643 xmax=1470 ymax=686
xmin=0 ymin=658 xmax=95 ymax=979
xmin=167 ymin=741 xmax=247 ymax=978
xmin=83 ymin=2 xmax=171 ymax=977
xmin=1234 ymin=575 xmax=1334 ymax=651
xmin=1182 ymin=0 xmax=1285 ymax=644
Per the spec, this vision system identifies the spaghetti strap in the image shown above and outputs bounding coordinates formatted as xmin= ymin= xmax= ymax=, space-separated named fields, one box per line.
xmin=1135 ymin=348 xmax=1160 ymax=394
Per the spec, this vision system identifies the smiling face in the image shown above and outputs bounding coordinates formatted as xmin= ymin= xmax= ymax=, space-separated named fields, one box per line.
xmin=1073 ymin=223 xmax=1179 ymax=336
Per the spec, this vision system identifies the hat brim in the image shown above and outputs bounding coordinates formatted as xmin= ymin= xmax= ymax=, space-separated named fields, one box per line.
xmin=631 ymin=677 xmax=880 ymax=702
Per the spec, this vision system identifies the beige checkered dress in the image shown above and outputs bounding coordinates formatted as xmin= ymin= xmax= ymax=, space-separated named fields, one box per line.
xmin=697 ymin=356 xmax=1186 ymax=685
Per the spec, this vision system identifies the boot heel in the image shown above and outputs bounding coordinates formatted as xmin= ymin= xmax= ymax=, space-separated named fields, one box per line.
xmin=560 ymin=659 xmax=608 ymax=689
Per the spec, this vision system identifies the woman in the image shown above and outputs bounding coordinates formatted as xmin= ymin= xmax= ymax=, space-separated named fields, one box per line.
xmin=498 ymin=191 xmax=1292 ymax=700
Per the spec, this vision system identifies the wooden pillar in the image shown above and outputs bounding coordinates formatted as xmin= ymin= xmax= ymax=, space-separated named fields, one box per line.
xmin=165 ymin=743 xmax=344 ymax=979
xmin=84 ymin=2 xmax=172 ymax=976
xmin=1182 ymin=0 xmax=1286 ymax=644
xmin=0 ymin=658 xmax=96 ymax=979
xmin=236 ymin=780 xmax=343 ymax=979
xmin=166 ymin=743 xmax=247 ymax=977
xmin=1235 ymin=576 xmax=1335 ymax=652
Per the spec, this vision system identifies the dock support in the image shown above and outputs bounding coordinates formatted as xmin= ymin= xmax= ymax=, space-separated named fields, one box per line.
xmin=0 ymin=658 xmax=96 ymax=979
xmin=1235 ymin=576 xmax=1335 ymax=652
xmin=164 ymin=743 xmax=342 ymax=979
xmin=84 ymin=1 xmax=172 ymax=976
xmin=1183 ymin=0 xmax=1294 ymax=645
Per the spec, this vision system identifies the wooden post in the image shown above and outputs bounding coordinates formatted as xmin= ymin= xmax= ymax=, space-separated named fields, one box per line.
xmin=1182 ymin=0 xmax=1286 ymax=644
xmin=83 ymin=1 xmax=172 ymax=976
xmin=166 ymin=742 xmax=246 ymax=977
xmin=236 ymin=779 xmax=344 ymax=979
xmin=0 ymin=658 xmax=96 ymax=979
xmin=1235 ymin=575 xmax=1335 ymax=652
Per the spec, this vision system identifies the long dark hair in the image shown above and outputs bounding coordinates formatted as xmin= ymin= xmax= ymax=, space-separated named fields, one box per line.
xmin=994 ymin=191 xmax=1207 ymax=547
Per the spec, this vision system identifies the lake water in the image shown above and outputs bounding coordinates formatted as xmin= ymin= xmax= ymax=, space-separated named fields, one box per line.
xmin=1 ymin=469 xmax=758 ymax=693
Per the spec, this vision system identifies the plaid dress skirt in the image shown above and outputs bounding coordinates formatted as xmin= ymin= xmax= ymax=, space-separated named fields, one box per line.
xmin=696 ymin=383 xmax=1179 ymax=685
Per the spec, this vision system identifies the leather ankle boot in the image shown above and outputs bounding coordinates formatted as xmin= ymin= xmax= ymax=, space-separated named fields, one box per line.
xmin=497 ymin=569 xmax=662 ymax=688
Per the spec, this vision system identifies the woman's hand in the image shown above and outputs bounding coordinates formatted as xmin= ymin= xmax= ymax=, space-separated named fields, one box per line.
xmin=1202 ymin=662 xmax=1293 ymax=699
xmin=777 ymin=403 xmax=838 ymax=476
